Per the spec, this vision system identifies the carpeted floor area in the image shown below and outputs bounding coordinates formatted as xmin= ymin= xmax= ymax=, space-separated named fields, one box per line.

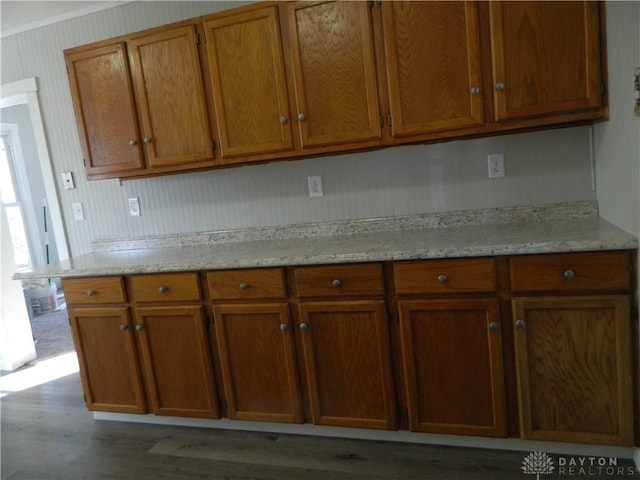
xmin=30 ymin=305 xmax=75 ymax=362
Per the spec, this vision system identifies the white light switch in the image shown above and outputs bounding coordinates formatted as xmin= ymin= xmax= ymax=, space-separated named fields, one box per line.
xmin=128 ymin=197 xmax=141 ymax=216
xmin=72 ymin=202 xmax=85 ymax=221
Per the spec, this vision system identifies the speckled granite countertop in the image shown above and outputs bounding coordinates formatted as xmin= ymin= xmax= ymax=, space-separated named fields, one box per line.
xmin=12 ymin=201 xmax=638 ymax=280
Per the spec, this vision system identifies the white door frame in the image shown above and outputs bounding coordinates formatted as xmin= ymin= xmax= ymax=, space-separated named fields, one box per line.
xmin=1 ymin=78 xmax=69 ymax=262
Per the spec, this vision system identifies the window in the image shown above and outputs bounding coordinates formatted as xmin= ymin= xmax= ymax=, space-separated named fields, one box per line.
xmin=1 ymin=135 xmax=32 ymax=268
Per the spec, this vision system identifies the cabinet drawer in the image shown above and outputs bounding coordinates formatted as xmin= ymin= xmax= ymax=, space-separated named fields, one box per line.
xmin=128 ymin=273 xmax=201 ymax=302
xmin=393 ymin=258 xmax=496 ymax=295
xmin=294 ymin=264 xmax=384 ymax=298
xmin=63 ymin=277 xmax=126 ymax=305
xmin=207 ymin=268 xmax=286 ymax=300
xmin=510 ymin=252 xmax=631 ymax=293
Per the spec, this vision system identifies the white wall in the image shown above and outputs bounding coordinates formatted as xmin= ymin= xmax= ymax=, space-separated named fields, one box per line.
xmin=1 ymin=1 xmax=599 ymax=257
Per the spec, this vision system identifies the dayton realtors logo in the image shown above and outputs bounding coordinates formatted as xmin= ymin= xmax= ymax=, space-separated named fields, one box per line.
xmin=522 ymin=452 xmax=638 ymax=478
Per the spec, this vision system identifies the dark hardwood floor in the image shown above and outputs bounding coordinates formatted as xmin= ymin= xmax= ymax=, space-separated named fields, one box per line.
xmin=2 ymin=371 xmax=638 ymax=479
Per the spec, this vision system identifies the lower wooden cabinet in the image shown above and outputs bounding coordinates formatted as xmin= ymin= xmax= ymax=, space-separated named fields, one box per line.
xmin=297 ymin=300 xmax=397 ymax=430
xmin=212 ymin=303 xmax=302 ymax=423
xmin=512 ymin=295 xmax=633 ymax=446
xmin=398 ymin=298 xmax=506 ymax=437
xmin=63 ymin=251 xmax=635 ymax=447
xmin=68 ymin=307 xmax=147 ymax=414
xmin=133 ymin=306 xmax=219 ymax=418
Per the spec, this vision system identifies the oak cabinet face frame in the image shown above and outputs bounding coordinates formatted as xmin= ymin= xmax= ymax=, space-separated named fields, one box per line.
xmin=64 ymin=21 xmax=216 ymax=180
xmin=63 ymin=249 xmax=634 ymax=447
xmin=64 ymin=0 xmax=608 ymax=181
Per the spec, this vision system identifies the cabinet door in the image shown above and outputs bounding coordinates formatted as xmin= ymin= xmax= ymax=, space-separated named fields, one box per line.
xmin=285 ymin=1 xmax=382 ymax=149
xmin=489 ymin=1 xmax=603 ymax=121
xmin=213 ymin=303 xmax=302 ymax=423
xmin=68 ymin=307 xmax=146 ymax=413
xmin=398 ymin=299 xmax=506 ymax=436
xmin=382 ymin=1 xmax=484 ymax=137
xmin=128 ymin=24 xmax=214 ymax=170
xmin=203 ymin=6 xmax=294 ymax=161
xmin=134 ymin=306 xmax=219 ymax=418
xmin=513 ymin=296 xmax=633 ymax=445
xmin=65 ymin=43 xmax=145 ymax=179
xmin=297 ymin=300 xmax=396 ymax=429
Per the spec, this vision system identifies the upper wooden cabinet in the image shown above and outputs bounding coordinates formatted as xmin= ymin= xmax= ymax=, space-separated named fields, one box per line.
xmin=202 ymin=6 xmax=294 ymax=162
xmin=65 ymin=1 xmax=608 ymax=180
xmin=65 ymin=21 xmax=216 ymax=180
xmin=127 ymin=24 xmax=215 ymax=172
xmin=381 ymin=1 xmax=485 ymax=137
xmin=488 ymin=1 xmax=604 ymax=122
xmin=65 ymin=43 xmax=145 ymax=178
xmin=284 ymin=1 xmax=382 ymax=149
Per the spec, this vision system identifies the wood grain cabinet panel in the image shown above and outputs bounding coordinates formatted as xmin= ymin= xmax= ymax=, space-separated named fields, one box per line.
xmin=133 ymin=306 xmax=219 ymax=418
xmin=127 ymin=23 xmax=215 ymax=172
xmin=284 ymin=1 xmax=382 ymax=149
xmin=207 ymin=268 xmax=286 ymax=300
xmin=64 ymin=43 xmax=145 ymax=178
xmin=382 ymin=1 xmax=484 ymax=137
xmin=63 ymin=277 xmax=126 ymax=305
xmin=398 ymin=299 xmax=506 ymax=436
xmin=297 ymin=300 xmax=396 ymax=430
xmin=510 ymin=251 xmax=631 ymax=293
xmin=394 ymin=258 xmax=496 ymax=295
xmin=212 ymin=303 xmax=302 ymax=423
xmin=294 ymin=263 xmax=384 ymax=298
xmin=203 ymin=5 xmax=294 ymax=161
xmin=489 ymin=1 xmax=604 ymax=122
xmin=68 ymin=307 xmax=147 ymax=414
xmin=512 ymin=296 xmax=633 ymax=445
xmin=128 ymin=272 xmax=201 ymax=303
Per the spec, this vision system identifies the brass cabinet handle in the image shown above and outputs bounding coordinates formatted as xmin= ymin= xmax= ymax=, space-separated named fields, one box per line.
xmin=299 ymin=322 xmax=309 ymax=331
xmin=495 ymin=82 xmax=505 ymax=90
xmin=489 ymin=322 xmax=499 ymax=331
xmin=297 ymin=113 xmax=307 ymax=121
xmin=120 ymin=324 xmax=129 ymax=331
xmin=332 ymin=279 xmax=342 ymax=288
xmin=86 ymin=290 xmax=95 ymax=297
xmin=158 ymin=286 xmax=167 ymax=294
xmin=280 ymin=323 xmax=288 ymax=332
xmin=135 ymin=324 xmax=144 ymax=332
xmin=515 ymin=319 xmax=525 ymax=329
xmin=437 ymin=274 xmax=448 ymax=284
xmin=239 ymin=283 xmax=248 ymax=291
xmin=563 ymin=269 xmax=576 ymax=279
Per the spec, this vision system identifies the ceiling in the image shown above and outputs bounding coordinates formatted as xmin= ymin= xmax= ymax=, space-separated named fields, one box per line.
xmin=1 ymin=1 xmax=129 ymax=37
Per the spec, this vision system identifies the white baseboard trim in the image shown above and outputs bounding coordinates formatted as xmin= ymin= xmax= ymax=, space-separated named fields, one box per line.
xmin=93 ymin=412 xmax=635 ymax=460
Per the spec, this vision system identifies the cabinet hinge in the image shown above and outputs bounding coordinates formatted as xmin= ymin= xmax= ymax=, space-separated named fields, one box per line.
xmin=83 ymin=393 xmax=86 ymax=403
xmin=195 ymin=33 xmax=200 ymax=45
xmin=82 ymin=158 xmax=86 ymax=168
xmin=211 ymin=140 xmax=216 ymax=152
xmin=600 ymin=81 xmax=605 ymax=96
xmin=379 ymin=115 xmax=384 ymax=128
xmin=387 ymin=114 xmax=392 ymax=127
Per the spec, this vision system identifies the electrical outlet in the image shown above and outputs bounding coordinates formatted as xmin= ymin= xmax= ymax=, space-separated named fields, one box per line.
xmin=128 ymin=197 xmax=141 ymax=216
xmin=308 ymin=175 xmax=323 ymax=197
xmin=72 ymin=202 xmax=85 ymax=221
xmin=487 ymin=153 xmax=505 ymax=178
